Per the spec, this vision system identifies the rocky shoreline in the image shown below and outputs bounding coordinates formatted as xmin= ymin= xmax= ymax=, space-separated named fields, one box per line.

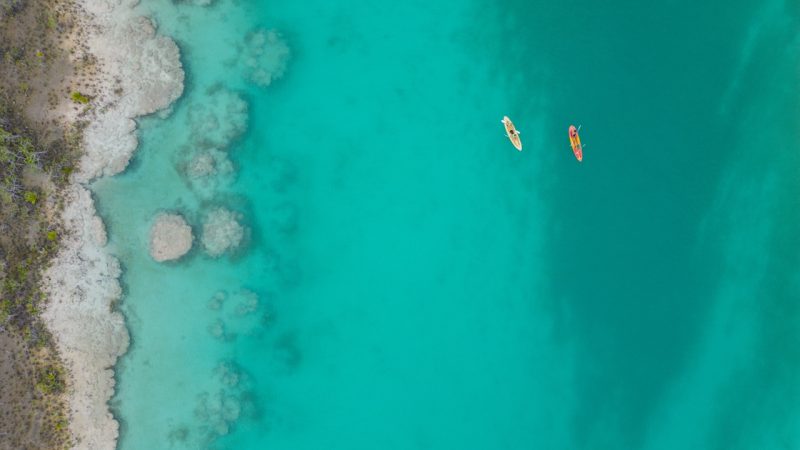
xmin=39 ymin=0 xmax=183 ymax=448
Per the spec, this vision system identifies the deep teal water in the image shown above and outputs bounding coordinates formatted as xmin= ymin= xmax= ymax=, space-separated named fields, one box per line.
xmin=93 ymin=0 xmax=800 ymax=448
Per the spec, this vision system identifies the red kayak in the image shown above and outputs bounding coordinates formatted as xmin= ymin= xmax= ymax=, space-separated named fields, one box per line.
xmin=568 ymin=125 xmax=583 ymax=162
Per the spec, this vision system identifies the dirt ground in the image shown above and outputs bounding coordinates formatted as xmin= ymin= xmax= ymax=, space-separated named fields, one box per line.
xmin=0 ymin=332 xmax=69 ymax=450
xmin=0 ymin=0 xmax=82 ymax=448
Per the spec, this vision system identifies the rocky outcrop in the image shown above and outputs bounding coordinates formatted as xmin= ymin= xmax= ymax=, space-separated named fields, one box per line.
xmin=149 ymin=213 xmax=193 ymax=262
xmin=42 ymin=1 xmax=184 ymax=449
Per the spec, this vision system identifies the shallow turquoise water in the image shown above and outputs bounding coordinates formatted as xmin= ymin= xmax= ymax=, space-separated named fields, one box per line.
xmin=93 ymin=0 xmax=800 ymax=448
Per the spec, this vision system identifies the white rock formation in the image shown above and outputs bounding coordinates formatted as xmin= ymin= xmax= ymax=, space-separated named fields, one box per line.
xmin=77 ymin=6 xmax=183 ymax=181
xmin=42 ymin=185 xmax=129 ymax=450
xmin=149 ymin=213 xmax=193 ymax=262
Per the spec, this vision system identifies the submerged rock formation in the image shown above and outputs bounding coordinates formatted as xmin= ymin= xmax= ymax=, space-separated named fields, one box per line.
xmin=187 ymin=86 xmax=248 ymax=149
xmin=181 ymin=147 xmax=236 ymax=199
xmin=201 ymin=208 xmax=245 ymax=257
xmin=149 ymin=213 xmax=193 ymax=262
xmin=241 ymin=28 xmax=290 ymax=87
xmin=192 ymin=360 xmax=256 ymax=444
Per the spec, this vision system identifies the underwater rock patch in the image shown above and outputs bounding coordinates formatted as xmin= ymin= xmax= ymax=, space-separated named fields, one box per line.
xmin=266 ymin=157 xmax=297 ymax=193
xmin=201 ymin=208 xmax=245 ymax=257
xmin=214 ymin=361 xmax=241 ymax=387
xmin=270 ymin=202 xmax=298 ymax=234
xmin=195 ymin=390 xmax=241 ymax=436
xmin=166 ymin=425 xmax=190 ymax=444
xmin=193 ymin=359 xmax=258 ymax=445
xmin=241 ymin=29 xmax=290 ymax=87
xmin=273 ymin=331 xmax=302 ymax=371
xmin=207 ymin=291 xmax=226 ymax=310
xmin=207 ymin=319 xmax=230 ymax=341
xmin=186 ymin=86 xmax=248 ymax=149
xmin=181 ymin=147 xmax=235 ymax=199
xmin=234 ymin=290 xmax=259 ymax=316
xmin=205 ymin=289 xmax=271 ymax=341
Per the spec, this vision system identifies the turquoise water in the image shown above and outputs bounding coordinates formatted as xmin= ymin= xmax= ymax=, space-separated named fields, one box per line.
xmin=92 ymin=0 xmax=800 ymax=448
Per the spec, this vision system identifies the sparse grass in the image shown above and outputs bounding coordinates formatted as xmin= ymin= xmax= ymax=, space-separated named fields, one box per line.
xmin=46 ymin=13 xmax=57 ymax=30
xmin=0 ymin=331 xmax=72 ymax=449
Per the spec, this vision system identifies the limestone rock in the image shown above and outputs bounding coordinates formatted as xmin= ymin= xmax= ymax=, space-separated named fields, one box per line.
xmin=149 ymin=213 xmax=193 ymax=262
xmin=201 ymin=208 xmax=244 ymax=257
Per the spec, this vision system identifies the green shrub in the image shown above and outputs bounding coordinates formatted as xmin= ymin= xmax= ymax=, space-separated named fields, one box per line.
xmin=0 ymin=146 xmax=11 ymax=164
xmin=0 ymin=299 xmax=11 ymax=323
xmin=70 ymin=91 xmax=89 ymax=104
xmin=36 ymin=366 xmax=65 ymax=394
xmin=46 ymin=230 xmax=57 ymax=241
xmin=23 ymin=191 xmax=38 ymax=204
xmin=17 ymin=138 xmax=37 ymax=166
xmin=26 ymin=299 xmax=38 ymax=315
xmin=60 ymin=165 xmax=74 ymax=180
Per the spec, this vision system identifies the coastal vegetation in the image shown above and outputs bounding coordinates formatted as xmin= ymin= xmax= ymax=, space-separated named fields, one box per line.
xmin=36 ymin=364 xmax=66 ymax=394
xmin=0 ymin=114 xmax=74 ymax=450
xmin=1 ymin=0 xmax=83 ymax=447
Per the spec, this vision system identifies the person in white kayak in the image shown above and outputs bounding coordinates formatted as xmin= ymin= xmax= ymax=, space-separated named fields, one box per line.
xmin=501 ymin=116 xmax=522 ymax=151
